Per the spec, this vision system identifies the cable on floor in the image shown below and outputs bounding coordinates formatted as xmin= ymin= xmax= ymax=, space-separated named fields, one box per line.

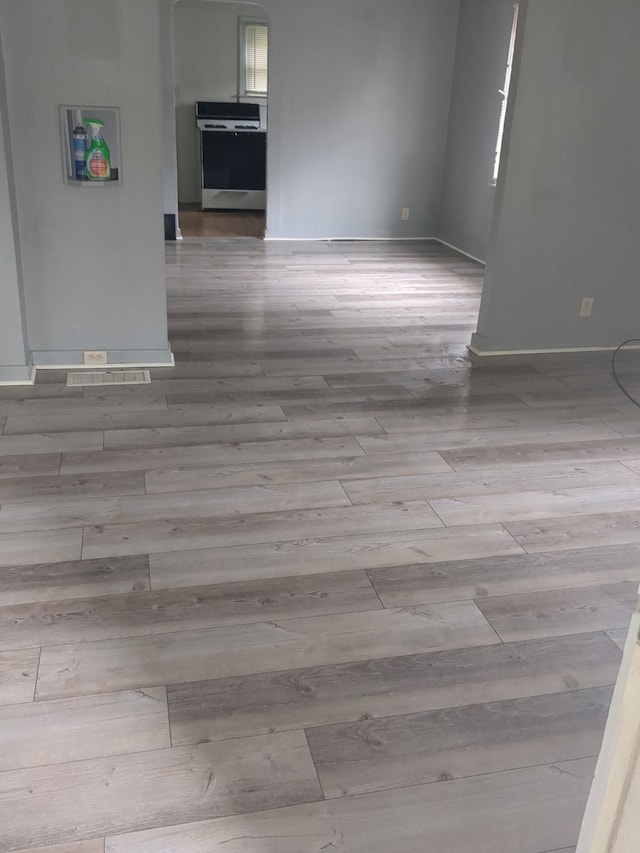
xmin=612 ymin=338 xmax=640 ymax=408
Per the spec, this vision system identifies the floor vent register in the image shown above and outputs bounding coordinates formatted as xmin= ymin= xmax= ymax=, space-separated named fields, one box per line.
xmin=66 ymin=370 xmax=151 ymax=387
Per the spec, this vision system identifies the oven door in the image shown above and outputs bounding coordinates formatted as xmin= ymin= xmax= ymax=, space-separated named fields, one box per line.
xmin=200 ymin=131 xmax=266 ymax=191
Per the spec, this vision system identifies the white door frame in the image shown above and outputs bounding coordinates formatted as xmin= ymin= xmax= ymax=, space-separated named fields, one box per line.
xmin=577 ymin=585 xmax=640 ymax=852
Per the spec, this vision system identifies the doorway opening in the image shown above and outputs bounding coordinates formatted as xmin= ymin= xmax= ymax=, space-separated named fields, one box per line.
xmin=178 ymin=206 xmax=265 ymax=238
xmin=171 ymin=0 xmax=269 ymax=239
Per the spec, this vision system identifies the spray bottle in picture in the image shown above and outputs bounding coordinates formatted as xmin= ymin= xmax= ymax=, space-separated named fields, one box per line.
xmin=84 ymin=118 xmax=111 ymax=181
xmin=72 ymin=122 xmax=88 ymax=180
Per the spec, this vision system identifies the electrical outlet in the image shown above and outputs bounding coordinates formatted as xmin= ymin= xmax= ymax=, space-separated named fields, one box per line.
xmin=83 ymin=350 xmax=108 ymax=365
xmin=401 ymin=208 xmax=410 ymax=221
xmin=579 ymin=298 xmax=594 ymax=318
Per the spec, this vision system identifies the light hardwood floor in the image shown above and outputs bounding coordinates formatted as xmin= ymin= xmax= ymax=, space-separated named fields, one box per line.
xmin=178 ymin=207 xmax=265 ymax=238
xmin=1 ymin=237 xmax=639 ymax=851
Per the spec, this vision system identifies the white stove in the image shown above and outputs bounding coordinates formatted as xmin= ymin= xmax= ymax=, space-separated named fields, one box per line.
xmin=196 ymin=102 xmax=266 ymax=211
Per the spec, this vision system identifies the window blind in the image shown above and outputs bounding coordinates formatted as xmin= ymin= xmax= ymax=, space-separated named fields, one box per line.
xmin=245 ymin=24 xmax=268 ymax=94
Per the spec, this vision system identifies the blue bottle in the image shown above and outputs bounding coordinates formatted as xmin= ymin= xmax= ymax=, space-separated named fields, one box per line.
xmin=72 ymin=125 xmax=88 ymax=180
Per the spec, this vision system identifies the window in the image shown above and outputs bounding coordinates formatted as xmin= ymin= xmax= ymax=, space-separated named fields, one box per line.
xmin=492 ymin=4 xmax=519 ymax=184
xmin=240 ymin=19 xmax=268 ymax=96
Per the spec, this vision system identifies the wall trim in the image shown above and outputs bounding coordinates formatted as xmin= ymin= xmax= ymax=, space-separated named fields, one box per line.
xmin=35 ymin=361 xmax=176 ymax=370
xmin=468 ymin=342 xmax=640 ymax=363
xmin=0 ymin=365 xmax=36 ymax=386
xmin=469 ymin=343 xmax=640 ymax=356
xmin=263 ymin=236 xmax=439 ymax=243
xmin=32 ymin=349 xmax=175 ymax=369
xmin=435 ymin=238 xmax=486 ymax=265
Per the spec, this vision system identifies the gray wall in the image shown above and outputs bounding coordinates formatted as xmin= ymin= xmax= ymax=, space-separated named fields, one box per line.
xmin=160 ymin=0 xmax=179 ymax=222
xmin=473 ymin=0 xmax=640 ymax=354
xmin=439 ymin=0 xmax=515 ymax=262
xmin=263 ymin=0 xmax=460 ymax=239
xmin=0 ymin=0 xmax=171 ymax=367
xmin=0 ymin=28 xmax=29 ymax=382
xmin=173 ymin=0 xmax=262 ymax=204
xmin=162 ymin=0 xmax=461 ymax=238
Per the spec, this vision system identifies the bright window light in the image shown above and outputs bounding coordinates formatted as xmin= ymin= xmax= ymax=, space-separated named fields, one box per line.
xmin=493 ymin=4 xmax=519 ymax=184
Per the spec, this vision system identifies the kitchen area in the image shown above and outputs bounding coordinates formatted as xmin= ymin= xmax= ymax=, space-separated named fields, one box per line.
xmin=172 ymin=0 xmax=268 ymax=237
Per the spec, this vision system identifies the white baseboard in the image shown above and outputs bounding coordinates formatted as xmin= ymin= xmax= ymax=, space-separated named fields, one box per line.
xmin=263 ymin=236 xmax=438 ymax=243
xmin=468 ymin=343 xmax=640 ymax=358
xmin=35 ymin=356 xmax=175 ymax=370
xmin=435 ymin=239 xmax=486 ymax=265
xmin=0 ymin=365 xmax=36 ymax=386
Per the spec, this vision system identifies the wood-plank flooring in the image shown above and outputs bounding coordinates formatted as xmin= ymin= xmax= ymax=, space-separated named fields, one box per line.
xmin=1 ymin=237 xmax=639 ymax=851
xmin=177 ymin=206 xmax=265 ymax=238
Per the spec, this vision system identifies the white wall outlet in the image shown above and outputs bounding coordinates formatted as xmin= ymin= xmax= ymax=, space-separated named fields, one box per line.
xmin=580 ymin=298 xmax=594 ymax=317
xmin=83 ymin=350 xmax=108 ymax=365
xmin=401 ymin=208 xmax=410 ymax=221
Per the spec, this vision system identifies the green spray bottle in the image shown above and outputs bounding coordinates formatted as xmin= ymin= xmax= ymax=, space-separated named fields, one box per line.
xmin=84 ymin=119 xmax=111 ymax=181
